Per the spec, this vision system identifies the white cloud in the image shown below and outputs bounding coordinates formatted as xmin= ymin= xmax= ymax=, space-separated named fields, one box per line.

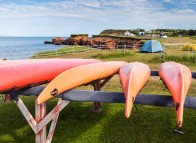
xmin=0 ymin=0 xmax=195 ymax=36
xmin=0 ymin=7 xmax=9 ymax=13
xmin=184 ymin=0 xmax=196 ymax=4
xmin=161 ymin=0 xmax=173 ymax=2
xmin=176 ymin=9 xmax=195 ymax=14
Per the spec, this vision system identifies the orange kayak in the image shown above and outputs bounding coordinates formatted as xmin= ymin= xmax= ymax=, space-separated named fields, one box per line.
xmin=37 ymin=61 xmax=127 ymax=104
xmin=0 ymin=59 xmax=101 ymax=93
xmin=158 ymin=62 xmax=192 ymax=128
xmin=119 ymin=62 xmax=150 ymax=118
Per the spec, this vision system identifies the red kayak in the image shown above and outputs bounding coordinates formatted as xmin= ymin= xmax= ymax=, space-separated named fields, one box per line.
xmin=0 ymin=59 xmax=101 ymax=93
xmin=159 ymin=62 xmax=192 ymax=130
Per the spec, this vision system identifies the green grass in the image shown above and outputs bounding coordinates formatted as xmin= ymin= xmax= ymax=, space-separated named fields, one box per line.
xmin=0 ymin=45 xmax=196 ymax=143
xmin=92 ymin=50 xmax=136 ymax=59
xmin=156 ymin=37 xmax=196 ymax=43
xmin=191 ymin=36 xmax=196 ymax=41
xmin=93 ymin=34 xmax=151 ymax=40
xmin=149 ymin=54 xmax=196 ymax=63
xmin=32 ymin=46 xmax=91 ymax=58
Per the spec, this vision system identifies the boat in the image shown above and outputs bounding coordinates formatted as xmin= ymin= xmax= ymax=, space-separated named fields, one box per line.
xmin=158 ymin=62 xmax=192 ymax=131
xmin=119 ymin=62 xmax=150 ymax=118
xmin=0 ymin=59 xmax=101 ymax=93
xmin=37 ymin=61 xmax=127 ymax=104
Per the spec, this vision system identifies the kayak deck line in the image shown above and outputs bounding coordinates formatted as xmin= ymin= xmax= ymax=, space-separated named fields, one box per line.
xmin=0 ymin=70 xmax=195 ymax=142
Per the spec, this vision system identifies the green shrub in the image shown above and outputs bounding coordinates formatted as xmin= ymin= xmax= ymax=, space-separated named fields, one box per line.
xmin=149 ymin=54 xmax=196 ymax=63
xmin=92 ymin=50 xmax=136 ymax=59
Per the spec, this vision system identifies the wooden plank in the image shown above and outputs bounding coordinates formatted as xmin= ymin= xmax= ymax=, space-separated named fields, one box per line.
xmin=36 ymin=99 xmax=69 ymax=133
xmin=46 ymin=113 xmax=60 ymax=143
xmin=16 ymin=87 xmax=196 ymax=109
xmin=35 ymin=97 xmax=46 ymax=143
xmin=58 ymin=90 xmax=196 ymax=109
xmin=14 ymin=97 xmax=69 ymax=143
xmin=93 ymin=81 xmax=101 ymax=111
xmin=15 ymin=98 xmax=37 ymax=133
xmin=100 ymin=76 xmax=113 ymax=88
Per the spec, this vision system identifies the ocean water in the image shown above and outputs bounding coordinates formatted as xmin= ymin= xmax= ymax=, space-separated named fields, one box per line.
xmin=0 ymin=37 xmax=64 ymax=59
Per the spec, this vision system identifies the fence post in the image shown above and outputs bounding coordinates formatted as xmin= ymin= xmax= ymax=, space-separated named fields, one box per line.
xmin=88 ymin=44 xmax=90 ymax=51
xmin=123 ymin=44 xmax=126 ymax=53
xmin=35 ymin=97 xmax=46 ymax=143
xmin=192 ymin=48 xmax=195 ymax=63
xmin=74 ymin=46 xmax=76 ymax=54
xmin=55 ymin=50 xmax=58 ymax=57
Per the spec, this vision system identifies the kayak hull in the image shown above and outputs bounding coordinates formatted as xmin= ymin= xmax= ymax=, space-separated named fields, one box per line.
xmin=119 ymin=62 xmax=150 ymax=118
xmin=158 ymin=62 xmax=192 ymax=128
xmin=0 ymin=59 xmax=101 ymax=93
xmin=37 ymin=61 xmax=127 ymax=104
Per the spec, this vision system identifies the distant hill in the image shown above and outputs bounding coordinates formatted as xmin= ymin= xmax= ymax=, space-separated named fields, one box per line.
xmin=100 ymin=29 xmax=145 ymax=35
xmin=100 ymin=29 xmax=196 ymax=37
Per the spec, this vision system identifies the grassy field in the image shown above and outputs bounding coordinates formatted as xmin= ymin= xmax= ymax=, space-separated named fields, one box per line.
xmin=0 ymin=44 xmax=196 ymax=143
xmin=157 ymin=37 xmax=196 ymax=44
xmin=32 ymin=46 xmax=93 ymax=58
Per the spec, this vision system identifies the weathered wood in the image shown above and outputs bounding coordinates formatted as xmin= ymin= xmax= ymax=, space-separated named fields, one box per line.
xmin=46 ymin=114 xmax=59 ymax=143
xmin=36 ymin=99 xmax=69 ymax=133
xmin=15 ymin=98 xmax=37 ymax=133
xmin=93 ymin=81 xmax=102 ymax=111
xmin=58 ymin=90 xmax=196 ymax=109
xmin=35 ymin=98 xmax=46 ymax=143
xmin=45 ymin=99 xmax=66 ymax=143
xmin=15 ymin=86 xmax=196 ymax=109
xmin=100 ymin=76 xmax=113 ymax=88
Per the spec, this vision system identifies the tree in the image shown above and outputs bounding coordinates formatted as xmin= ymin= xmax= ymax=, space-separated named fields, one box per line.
xmin=187 ymin=29 xmax=196 ymax=36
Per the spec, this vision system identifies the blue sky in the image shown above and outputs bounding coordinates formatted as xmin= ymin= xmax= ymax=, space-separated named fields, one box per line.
xmin=0 ymin=0 xmax=195 ymax=36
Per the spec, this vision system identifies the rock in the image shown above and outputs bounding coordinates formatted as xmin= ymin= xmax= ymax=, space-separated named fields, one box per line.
xmin=54 ymin=42 xmax=62 ymax=45
xmin=70 ymin=34 xmax=90 ymax=45
xmin=52 ymin=37 xmax=64 ymax=45
xmin=63 ymin=37 xmax=71 ymax=45
xmin=89 ymin=36 xmax=116 ymax=49
xmin=45 ymin=34 xmax=145 ymax=50
xmin=44 ymin=41 xmax=53 ymax=44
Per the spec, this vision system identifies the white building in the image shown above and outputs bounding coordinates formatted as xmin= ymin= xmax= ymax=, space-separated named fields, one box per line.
xmin=124 ymin=31 xmax=135 ymax=36
xmin=138 ymin=32 xmax=146 ymax=36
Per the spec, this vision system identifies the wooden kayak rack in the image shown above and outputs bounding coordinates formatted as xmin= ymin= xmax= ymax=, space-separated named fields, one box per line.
xmin=1 ymin=71 xmax=196 ymax=143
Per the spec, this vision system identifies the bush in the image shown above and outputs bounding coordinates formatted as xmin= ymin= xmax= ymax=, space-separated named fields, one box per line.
xmin=149 ymin=55 xmax=196 ymax=63
xmin=92 ymin=50 xmax=136 ymax=59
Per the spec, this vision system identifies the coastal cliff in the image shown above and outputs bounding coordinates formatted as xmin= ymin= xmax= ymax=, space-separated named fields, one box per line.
xmin=45 ymin=34 xmax=148 ymax=49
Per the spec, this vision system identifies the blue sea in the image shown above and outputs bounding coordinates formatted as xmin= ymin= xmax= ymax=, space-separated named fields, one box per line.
xmin=0 ymin=37 xmax=64 ymax=60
